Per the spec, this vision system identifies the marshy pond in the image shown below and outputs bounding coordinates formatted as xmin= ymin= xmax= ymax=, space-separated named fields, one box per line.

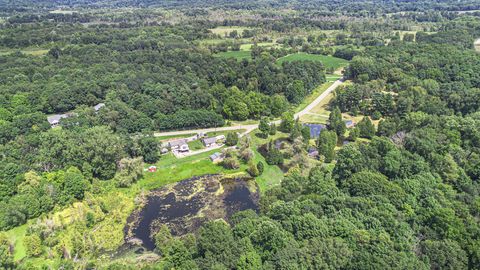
xmin=125 ymin=174 xmax=259 ymax=250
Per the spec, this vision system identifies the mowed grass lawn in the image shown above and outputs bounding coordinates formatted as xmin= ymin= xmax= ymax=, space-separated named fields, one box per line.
xmin=250 ymin=131 xmax=286 ymax=192
xmin=295 ymin=81 xmax=334 ymax=113
xmin=276 ymin=53 xmax=348 ymax=72
xmin=145 ymin=128 xmax=285 ymax=192
xmin=139 ymin=150 xmax=248 ymax=190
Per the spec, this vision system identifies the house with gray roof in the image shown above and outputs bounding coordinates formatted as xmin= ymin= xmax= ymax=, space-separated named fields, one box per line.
xmin=202 ymin=137 xmax=218 ymax=147
xmin=47 ymin=113 xmax=73 ymax=127
xmin=168 ymin=139 xmax=189 ymax=152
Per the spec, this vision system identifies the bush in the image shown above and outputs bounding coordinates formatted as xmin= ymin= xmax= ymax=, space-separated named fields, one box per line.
xmin=247 ymin=161 xmax=260 ymax=176
xmin=226 ymin=132 xmax=239 ymax=146
xmin=223 ymin=157 xmax=240 ymax=169
xmin=257 ymin=161 xmax=264 ymax=175
xmin=371 ymin=111 xmax=382 ymax=120
xmin=24 ymin=235 xmax=42 ymax=257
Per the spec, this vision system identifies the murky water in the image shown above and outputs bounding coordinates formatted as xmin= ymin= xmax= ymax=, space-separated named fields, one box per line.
xmin=125 ymin=175 xmax=259 ymax=250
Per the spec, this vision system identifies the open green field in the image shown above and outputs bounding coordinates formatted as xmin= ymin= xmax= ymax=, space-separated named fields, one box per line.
xmin=5 ymin=224 xmax=28 ymax=261
xmin=0 ymin=48 xmax=49 ymax=56
xmin=276 ymin=53 xmax=348 ymax=71
xmin=214 ymin=50 xmax=252 ymax=60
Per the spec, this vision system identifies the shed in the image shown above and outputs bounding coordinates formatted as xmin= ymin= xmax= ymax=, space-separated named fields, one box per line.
xmin=344 ymin=120 xmax=355 ymax=128
xmin=210 ymin=152 xmax=224 ymax=162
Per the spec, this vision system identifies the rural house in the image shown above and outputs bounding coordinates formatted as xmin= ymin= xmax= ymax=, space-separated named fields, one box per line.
xmin=202 ymin=137 xmax=218 ymax=147
xmin=47 ymin=113 xmax=74 ymax=128
xmin=169 ymin=139 xmax=189 ymax=152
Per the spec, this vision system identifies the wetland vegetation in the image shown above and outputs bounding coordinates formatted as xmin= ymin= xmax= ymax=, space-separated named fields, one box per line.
xmin=1 ymin=0 xmax=480 ymax=269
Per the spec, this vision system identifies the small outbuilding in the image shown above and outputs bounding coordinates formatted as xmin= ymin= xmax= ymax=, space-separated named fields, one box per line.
xmin=344 ymin=120 xmax=355 ymax=128
xmin=210 ymin=152 xmax=224 ymax=163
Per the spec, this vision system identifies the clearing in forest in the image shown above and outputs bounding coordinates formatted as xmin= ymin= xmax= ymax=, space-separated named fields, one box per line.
xmin=209 ymin=26 xmax=253 ymax=36
xmin=276 ymin=53 xmax=348 ymax=71
xmin=214 ymin=50 xmax=251 ymax=60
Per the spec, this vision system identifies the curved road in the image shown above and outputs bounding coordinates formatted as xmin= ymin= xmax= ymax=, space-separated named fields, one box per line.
xmin=154 ymin=78 xmax=344 ymax=138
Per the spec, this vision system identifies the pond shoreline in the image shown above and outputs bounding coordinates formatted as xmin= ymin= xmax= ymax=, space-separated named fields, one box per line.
xmin=124 ymin=174 xmax=259 ymax=250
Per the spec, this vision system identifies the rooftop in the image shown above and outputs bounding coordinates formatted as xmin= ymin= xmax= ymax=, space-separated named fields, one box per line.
xmin=169 ymin=139 xmax=187 ymax=147
xmin=47 ymin=113 xmax=74 ymax=125
xmin=94 ymin=103 xmax=106 ymax=111
xmin=203 ymin=137 xmax=218 ymax=145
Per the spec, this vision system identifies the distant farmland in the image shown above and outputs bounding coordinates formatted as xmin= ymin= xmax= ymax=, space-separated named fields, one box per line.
xmin=276 ymin=53 xmax=348 ymax=72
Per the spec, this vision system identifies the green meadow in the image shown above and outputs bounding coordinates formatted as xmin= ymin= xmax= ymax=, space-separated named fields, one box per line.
xmin=277 ymin=53 xmax=348 ymax=71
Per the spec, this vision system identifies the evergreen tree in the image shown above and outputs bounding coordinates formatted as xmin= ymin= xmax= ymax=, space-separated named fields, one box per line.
xmin=259 ymin=118 xmax=270 ymax=138
xmin=269 ymin=123 xmax=277 ymax=135
xmin=318 ymin=130 xmax=337 ymax=163
xmin=280 ymin=112 xmax=295 ymax=132
xmin=328 ymin=107 xmax=346 ymax=138
xmin=226 ymin=132 xmax=239 ymax=146
xmin=357 ymin=116 xmax=376 ymax=139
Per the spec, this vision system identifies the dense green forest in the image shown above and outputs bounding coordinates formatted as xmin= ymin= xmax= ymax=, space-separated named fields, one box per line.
xmin=0 ymin=0 xmax=480 ymax=269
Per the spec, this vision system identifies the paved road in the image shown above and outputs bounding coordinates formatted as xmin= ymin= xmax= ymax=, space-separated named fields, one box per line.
xmin=154 ymin=78 xmax=344 ymax=138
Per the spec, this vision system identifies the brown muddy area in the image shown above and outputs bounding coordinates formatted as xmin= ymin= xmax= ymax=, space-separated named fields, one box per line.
xmin=125 ymin=174 xmax=259 ymax=250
